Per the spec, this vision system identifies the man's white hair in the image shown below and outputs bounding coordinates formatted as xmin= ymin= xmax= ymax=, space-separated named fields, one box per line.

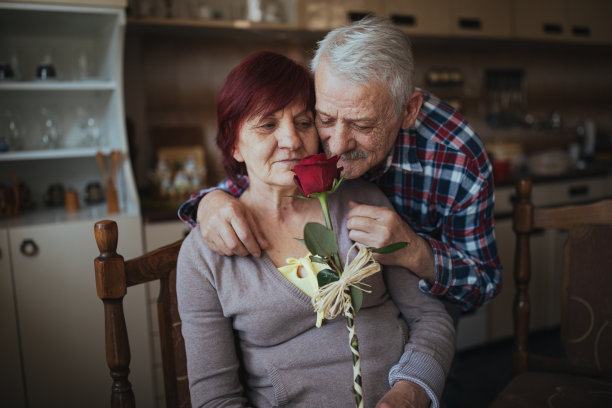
xmin=311 ymin=16 xmax=415 ymax=117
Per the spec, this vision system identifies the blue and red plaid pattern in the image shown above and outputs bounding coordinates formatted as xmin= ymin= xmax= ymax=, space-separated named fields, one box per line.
xmin=178 ymin=90 xmax=502 ymax=311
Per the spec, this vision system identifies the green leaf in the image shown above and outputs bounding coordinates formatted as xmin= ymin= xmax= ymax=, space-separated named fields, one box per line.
xmin=285 ymin=194 xmax=311 ymax=200
xmin=329 ymin=176 xmax=345 ymax=194
xmin=350 ymin=286 xmax=363 ymax=314
xmin=370 ymin=242 xmax=409 ymax=254
xmin=309 ymin=255 xmax=328 ymax=265
xmin=317 ymin=269 xmax=339 ymax=287
xmin=303 ymin=222 xmax=339 ymax=259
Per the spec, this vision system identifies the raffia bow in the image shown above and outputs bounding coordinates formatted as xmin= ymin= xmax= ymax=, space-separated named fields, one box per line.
xmin=313 ymin=243 xmax=381 ymax=320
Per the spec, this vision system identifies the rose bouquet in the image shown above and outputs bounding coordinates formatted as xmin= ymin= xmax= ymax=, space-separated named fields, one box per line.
xmin=292 ymin=153 xmax=406 ymax=408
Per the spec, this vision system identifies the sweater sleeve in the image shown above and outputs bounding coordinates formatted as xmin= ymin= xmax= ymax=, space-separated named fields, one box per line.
xmin=177 ymin=231 xmax=248 ymax=407
xmin=384 ymin=266 xmax=455 ymax=408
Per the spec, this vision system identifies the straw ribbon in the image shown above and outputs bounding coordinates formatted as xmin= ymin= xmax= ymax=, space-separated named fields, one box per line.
xmin=312 ymin=243 xmax=381 ymax=320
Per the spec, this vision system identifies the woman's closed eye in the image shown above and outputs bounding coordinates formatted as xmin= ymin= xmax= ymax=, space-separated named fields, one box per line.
xmin=296 ymin=118 xmax=314 ymax=129
xmin=258 ymin=121 xmax=277 ymax=131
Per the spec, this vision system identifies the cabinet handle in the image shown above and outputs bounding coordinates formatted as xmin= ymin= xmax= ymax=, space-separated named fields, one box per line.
xmin=543 ymin=23 xmax=563 ymax=35
xmin=20 ymin=239 xmax=39 ymax=257
xmin=458 ymin=18 xmax=481 ymax=30
xmin=568 ymin=185 xmax=589 ymax=197
xmin=348 ymin=12 xmax=369 ymax=22
xmin=391 ymin=14 xmax=416 ymax=27
xmin=572 ymin=26 xmax=591 ymax=37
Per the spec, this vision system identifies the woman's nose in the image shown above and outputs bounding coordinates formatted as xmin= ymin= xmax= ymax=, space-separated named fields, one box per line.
xmin=276 ymin=123 xmax=302 ymax=149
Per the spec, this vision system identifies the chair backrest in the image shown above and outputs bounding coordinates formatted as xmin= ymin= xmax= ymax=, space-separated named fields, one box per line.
xmin=512 ymin=178 xmax=612 ymax=377
xmin=94 ymin=220 xmax=190 ymax=407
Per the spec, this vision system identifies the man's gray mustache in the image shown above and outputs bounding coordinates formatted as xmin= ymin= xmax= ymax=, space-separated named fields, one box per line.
xmin=325 ymin=149 xmax=368 ymax=160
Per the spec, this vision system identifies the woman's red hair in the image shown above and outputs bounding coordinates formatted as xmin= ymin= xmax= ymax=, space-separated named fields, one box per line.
xmin=216 ymin=51 xmax=315 ymax=181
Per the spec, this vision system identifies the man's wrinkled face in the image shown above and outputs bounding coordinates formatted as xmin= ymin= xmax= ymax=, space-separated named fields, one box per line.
xmin=314 ymin=62 xmax=410 ymax=179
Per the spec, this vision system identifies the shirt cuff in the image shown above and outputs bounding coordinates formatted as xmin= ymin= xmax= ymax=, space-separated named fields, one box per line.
xmin=416 ymin=232 xmax=453 ymax=297
xmin=388 ymin=350 xmax=446 ymax=408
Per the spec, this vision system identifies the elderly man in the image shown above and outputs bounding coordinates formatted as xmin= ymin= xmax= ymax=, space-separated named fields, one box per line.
xmin=178 ymin=16 xmax=502 ymax=407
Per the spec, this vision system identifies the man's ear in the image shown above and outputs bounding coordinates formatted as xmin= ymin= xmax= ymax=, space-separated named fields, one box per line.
xmin=401 ymin=91 xmax=424 ymax=129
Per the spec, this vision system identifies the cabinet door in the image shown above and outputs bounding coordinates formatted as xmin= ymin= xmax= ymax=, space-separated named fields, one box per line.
xmin=450 ymin=0 xmax=512 ymax=38
xmin=514 ymin=0 xmax=569 ymax=41
xmin=383 ymin=0 xmax=450 ymax=36
xmin=9 ymin=216 xmax=154 ymax=408
xmin=566 ymin=0 xmax=612 ymax=43
xmin=0 ymin=227 xmax=26 ymax=408
xmin=144 ymin=220 xmax=190 ymax=252
xmin=487 ymin=217 xmax=559 ymax=341
xmin=299 ymin=0 xmax=383 ymax=30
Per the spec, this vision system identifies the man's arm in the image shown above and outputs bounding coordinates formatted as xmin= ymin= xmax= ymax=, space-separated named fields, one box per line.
xmin=346 ymin=176 xmax=502 ymax=312
xmin=177 ymin=175 xmax=268 ymax=257
xmin=417 ymin=180 xmax=502 ymax=311
xmin=177 ymin=175 xmax=248 ymax=227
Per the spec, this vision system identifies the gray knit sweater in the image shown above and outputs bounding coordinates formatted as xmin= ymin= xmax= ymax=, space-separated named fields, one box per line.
xmin=177 ymin=179 xmax=455 ymax=408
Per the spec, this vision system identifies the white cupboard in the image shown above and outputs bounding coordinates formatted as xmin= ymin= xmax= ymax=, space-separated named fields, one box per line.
xmin=0 ymin=226 xmax=27 ymax=407
xmin=0 ymin=1 xmax=154 ymax=406
xmin=6 ymin=216 xmax=154 ymax=408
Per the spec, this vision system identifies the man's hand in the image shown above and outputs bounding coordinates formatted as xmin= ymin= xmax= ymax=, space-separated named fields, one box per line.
xmin=346 ymin=201 xmax=436 ymax=283
xmin=196 ymin=190 xmax=268 ymax=257
xmin=376 ymin=380 xmax=431 ymax=408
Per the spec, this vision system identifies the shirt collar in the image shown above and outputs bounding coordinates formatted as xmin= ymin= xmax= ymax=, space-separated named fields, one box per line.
xmin=365 ymin=125 xmax=423 ymax=180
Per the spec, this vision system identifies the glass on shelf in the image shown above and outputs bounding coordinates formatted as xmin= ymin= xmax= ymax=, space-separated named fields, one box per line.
xmin=0 ymin=63 xmax=15 ymax=81
xmin=36 ymin=53 xmax=57 ymax=81
xmin=0 ymin=52 xmax=20 ymax=81
xmin=76 ymin=50 xmax=91 ymax=81
xmin=76 ymin=106 xmax=102 ymax=147
xmin=0 ymin=109 xmax=24 ymax=152
xmin=40 ymin=107 xmax=62 ymax=149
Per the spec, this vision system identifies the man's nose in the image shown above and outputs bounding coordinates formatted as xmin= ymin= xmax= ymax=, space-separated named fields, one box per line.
xmin=327 ymin=125 xmax=355 ymax=155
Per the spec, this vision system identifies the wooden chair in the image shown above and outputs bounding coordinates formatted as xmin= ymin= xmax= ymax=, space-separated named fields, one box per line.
xmin=94 ymin=219 xmax=191 ymax=408
xmin=491 ymin=178 xmax=612 ymax=407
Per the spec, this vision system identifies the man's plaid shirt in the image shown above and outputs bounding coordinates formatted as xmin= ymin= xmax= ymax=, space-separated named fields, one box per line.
xmin=178 ymin=90 xmax=503 ymax=311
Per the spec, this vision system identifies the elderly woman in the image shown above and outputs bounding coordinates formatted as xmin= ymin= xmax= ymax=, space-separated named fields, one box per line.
xmin=177 ymin=51 xmax=454 ymax=408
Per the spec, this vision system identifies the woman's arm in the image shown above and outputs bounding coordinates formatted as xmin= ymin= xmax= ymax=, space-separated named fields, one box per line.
xmin=177 ymin=232 xmax=248 ymax=407
xmin=384 ymin=265 xmax=456 ymax=408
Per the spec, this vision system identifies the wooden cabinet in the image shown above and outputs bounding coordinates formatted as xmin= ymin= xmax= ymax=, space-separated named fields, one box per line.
xmin=449 ymin=0 xmax=512 ymax=38
xmin=514 ymin=0 xmax=612 ymax=43
xmin=565 ymin=0 xmax=612 ymax=43
xmin=382 ymin=0 xmax=450 ymax=36
xmin=299 ymin=0 xmax=384 ymax=30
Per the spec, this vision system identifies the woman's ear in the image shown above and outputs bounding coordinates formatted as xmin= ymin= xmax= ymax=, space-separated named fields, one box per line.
xmin=232 ymin=146 xmax=244 ymax=163
xmin=401 ymin=91 xmax=424 ymax=129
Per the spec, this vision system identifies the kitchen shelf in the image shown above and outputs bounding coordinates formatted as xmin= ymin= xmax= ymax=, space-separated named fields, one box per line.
xmin=4 ymin=202 xmax=140 ymax=228
xmin=0 ymin=147 xmax=116 ymax=161
xmin=0 ymin=80 xmax=117 ymax=91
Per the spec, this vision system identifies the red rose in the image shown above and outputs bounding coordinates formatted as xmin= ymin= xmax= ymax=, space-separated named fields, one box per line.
xmin=293 ymin=153 xmax=343 ymax=196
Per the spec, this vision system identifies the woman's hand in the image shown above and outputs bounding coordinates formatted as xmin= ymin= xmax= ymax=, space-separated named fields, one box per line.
xmin=196 ymin=190 xmax=268 ymax=257
xmin=376 ymin=380 xmax=430 ymax=408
